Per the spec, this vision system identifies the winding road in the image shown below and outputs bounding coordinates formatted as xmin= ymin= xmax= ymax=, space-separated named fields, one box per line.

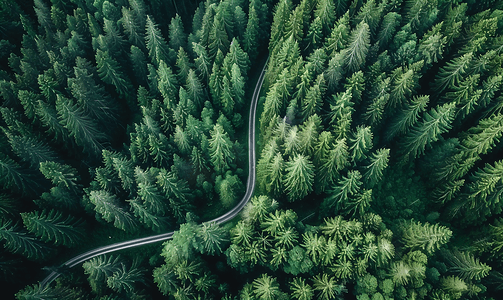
xmin=39 ymin=57 xmax=268 ymax=289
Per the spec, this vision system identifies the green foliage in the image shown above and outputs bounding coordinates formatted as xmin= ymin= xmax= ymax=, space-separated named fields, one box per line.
xmin=344 ymin=22 xmax=370 ymax=73
xmin=400 ymin=102 xmax=456 ymax=160
xmin=313 ymin=273 xmax=344 ymax=300
xmin=15 ymin=283 xmax=80 ymax=300
xmin=89 ymin=190 xmax=138 ymax=232
xmin=283 ymin=154 xmax=315 ymax=202
xmin=83 ymin=254 xmax=121 ymax=294
xmin=402 ymin=221 xmax=452 ymax=254
xmin=21 ymin=209 xmax=86 ymax=247
xmin=445 ymin=250 xmax=491 ymax=280
xmin=363 ymin=148 xmax=390 ymax=187
xmin=0 ymin=219 xmax=53 ymax=260
xmin=39 ymin=161 xmax=80 ymax=193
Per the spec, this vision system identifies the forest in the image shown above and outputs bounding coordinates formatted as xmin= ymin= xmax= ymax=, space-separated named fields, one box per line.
xmin=1 ymin=0 xmax=503 ymax=299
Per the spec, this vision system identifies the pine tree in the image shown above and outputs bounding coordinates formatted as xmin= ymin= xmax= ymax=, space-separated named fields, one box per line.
xmin=388 ymin=67 xmax=419 ymax=109
xmin=68 ymin=57 xmax=116 ymax=123
xmin=328 ymin=90 xmax=354 ymax=139
xmin=107 ymin=260 xmax=145 ymax=294
xmin=316 ymin=138 xmax=349 ymax=193
xmin=301 ymin=232 xmax=326 ymax=265
xmin=244 ymin=4 xmax=259 ymax=60
xmin=304 ymin=16 xmax=323 ymax=54
xmin=363 ymin=148 xmax=390 ymax=187
xmin=323 ymin=170 xmax=362 ymax=213
xmin=208 ymin=124 xmax=234 ymax=174
xmin=290 ymin=277 xmax=314 ymax=300
xmin=21 ymin=209 xmax=86 ymax=247
xmin=285 ymin=5 xmax=304 ymax=42
xmin=313 ymin=273 xmax=344 ymax=300
xmin=402 ymin=221 xmax=452 ymax=254
xmin=208 ymin=12 xmax=230 ymax=59
xmin=39 ymin=161 xmax=80 ymax=194
xmin=433 ymin=52 xmax=474 ymax=93
xmin=463 ymin=159 xmax=503 ymax=221
xmin=0 ymin=219 xmax=53 ymax=260
xmin=156 ymin=168 xmax=194 ymax=223
xmin=314 ymin=0 xmax=336 ymax=33
xmin=349 ymin=126 xmax=373 ymax=163
xmin=196 ymin=222 xmax=229 ymax=255
xmin=185 ymin=69 xmax=205 ymax=110
xmin=129 ymin=45 xmax=148 ymax=85
xmin=169 ymin=14 xmax=187 ymax=51
xmin=176 ymin=47 xmax=192 ymax=83
xmin=8 ymin=134 xmax=57 ymax=168
xmin=344 ymin=22 xmax=370 ymax=73
xmin=400 ymin=102 xmax=456 ymax=160
xmin=145 ymin=15 xmax=170 ymax=66
xmin=445 ymin=250 xmax=491 ymax=280
xmin=95 ymin=49 xmax=133 ymax=97
xmin=269 ymin=0 xmax=293 ymax=52
xmin=157 ymin=60 xmax=179 ymax=109
xmin=376 ymin=12 xmax=401 ymax=50
xmin=128 ymin=198 xmax=170 ymax=232
xmin=301 ymin=79 xmax=323 ymax=121
xmin=460 ymin=113 xmax=503 ymax=158
xmin=83 ymin=254 xmax=122 ymax=294
xmin=385 ymin=95 xmax=429 ymax=141
xmin=252 ymin=274 xmax=282 ymax=300
xmin=89 ymin=190 xmax=138 ymax=232
xmin=283 ymin=154 xmax=315 ymax=202
xmin=324 ymin=12 xmax=349 ymax=57
xmin=192 ymin=42 xmax=211 ymax=83
xmin=121 ymin=7 xmax=144 ymax=48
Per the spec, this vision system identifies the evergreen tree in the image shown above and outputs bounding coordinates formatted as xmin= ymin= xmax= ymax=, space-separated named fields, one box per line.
xmin=21 ymin=209 xmax=86 ymax=247
xmin=344 ymin=22 xmax=370 ymax=73
xmin=290 ymin=277 xmax=314 ymax=300
xmin=445 ymin=250 xmax=491 ymax=280
xmin=145 ymin=15 xmax=170 ymax=66
xmin=0 ymin=219 xmax=53 ymax=260
xmin=169 ymin=14 xmax=187 ymax=51
xmin=157 ymin=60 xmax=179 ymax=109
xmin=252 ymin=274 xmax=282 ymax=300
xmin=121 ymin=7 xmax=144 ymax=48
xmin=460 ymin=114 xmax=503 ymax=158
xmin=269 ymin=0 xmax=293 ymax=52
xmin=400 ymin=102 xmax=456 ymax=160
xmin=316 ymin=138 xmax=349 ymax=193
xmin=106 ymin=260 xmax=145 ymax=294
xmin=39 ymin=161 xmax=80 ymax=194
xmin=244 ymin=4 xmax=259 ymax=60
xmin=324 ymin=12 xmax=349 ymax=57
xmin=95 ymin=49 xmax=133 ymax=97
xmin=313 ymin=273 xmax=344 ymax=300
xmin=208 ymin=124 xmax=234 ymax=175
xmin=363 ymin=148 xmax=390 ymax=187
xmin=283 ymin=154 xmax=315 ymax=202
xmin=129 ymin=45 xmax=148 ymax=85
xmin=83 ymin=254 xmax=121 ymax=294
xmin=192 ymin=42 xmax=212 ymax=83
xmin=8 ymin=134 xmax=57 ymax=168
xmin=349 ymin=126 xmax=373 ymax=163
xmin=314 ymin=0 xmax=336 ymax=33
xmin=385 ymin=95 xmax=429 ymax=141
xmin=376 ymin=12 xmax=401 ymax=50
xmin=402 ymin=221 xmax=452 ymax=254
xmin=89 ymin=190 xmax=138 ymax=232
xmin=323 ymin=170 xmax=362 ymax=213
xmin=197 ymin=222 xmax=229 ymax=255
xmin=388 ymin=67 xmax=420 ymax=109
xmin=433 ymin=52 xmax=473 ymax=93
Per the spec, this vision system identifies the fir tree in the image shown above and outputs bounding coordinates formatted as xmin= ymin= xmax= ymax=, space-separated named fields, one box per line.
xmin=145 ymin=15 xmax=170 ymax=66
xmin=83 ymin=254 xmax=122 ymax=294
xmin=283 ymin=154 xmax=315 ymax=202
xmin=400 ymin=102 xmax=456 ymax=160
xmin=402 ymin=221 xmax=452 ymax=254
xmin=363 ymin=148 xmax=390 ymax=187
xmin=344 ymin=22 xmax=370 ymax=73
xmin=89 ymin=190 xmax=138 ymax=232
xmin=0 ymin=219 xmax=53 ymax=260
xmin=21 ymin=209 xmax=86 ymax=247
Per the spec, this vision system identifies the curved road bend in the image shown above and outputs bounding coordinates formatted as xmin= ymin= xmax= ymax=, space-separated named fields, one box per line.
xmin=40 ymin=57 xmax=269 ymax=289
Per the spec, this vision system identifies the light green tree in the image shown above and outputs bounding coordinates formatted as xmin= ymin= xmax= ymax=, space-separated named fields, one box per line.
xmin=283 ymin=154 xmax=315 ymax=202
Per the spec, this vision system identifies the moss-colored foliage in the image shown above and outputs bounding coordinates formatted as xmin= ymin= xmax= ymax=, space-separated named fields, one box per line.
xmin=4 ymin=0 xmax=503 ymax=299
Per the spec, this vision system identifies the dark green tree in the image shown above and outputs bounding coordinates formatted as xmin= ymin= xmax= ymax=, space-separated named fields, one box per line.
xmin=21 ymin=209 xmax=86 ymax=247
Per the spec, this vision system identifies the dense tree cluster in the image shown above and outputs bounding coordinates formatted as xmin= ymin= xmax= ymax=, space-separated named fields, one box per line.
xmin=2 ymin=0 xmax=503 ymax=299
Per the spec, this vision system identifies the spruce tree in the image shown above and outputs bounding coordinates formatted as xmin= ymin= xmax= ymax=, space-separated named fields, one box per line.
xmin=344 ymin=22 xmax=370 ymax=73
xmin=400 ymin=102 xmax=456 ymax=160
xmin=21 ymin=209 xmax=86 ymax=247
xmin=145 ymin=15 xmax=170 ymax=66
xmin=283 ymin=154 xmax=315 ymax=202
